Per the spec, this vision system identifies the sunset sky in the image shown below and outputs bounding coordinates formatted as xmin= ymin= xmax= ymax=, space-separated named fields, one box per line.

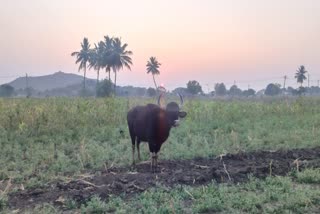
xmin=1 ymin=0 xmax=319 ymax=90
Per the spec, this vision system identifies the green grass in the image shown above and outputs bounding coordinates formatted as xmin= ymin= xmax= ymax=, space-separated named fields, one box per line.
xmin=0 ymin=97 xmax=319 ymax=187
xmin=0 ymin=97 xmax=320 ymax=212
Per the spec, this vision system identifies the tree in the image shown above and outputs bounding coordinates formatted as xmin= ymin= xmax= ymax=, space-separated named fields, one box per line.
xmin=146 ymin=57 xmax=161 ymax=90
xmin=96 ymin=79 xmax=113 ymax=97
xmin=295 ymin=65 xmax=307 ymax=87
xmin=89 ymin=41 xmax=105 ymax=84
xmin=108 ymin=37 xmax=133 ymax=94
xmin=71 ymin=38 xmax=91 ymax=91
xmin=214 ymin=83 xmax=227 ymax=96
xmin=229 ymin=85 xmax=242 ymax=96
xmin=242 ymin=89 xmax=256 ymax=97
xmin=187 ymin=80 xmax=203 ymax=95
xmin=172 ymin=87 xmax=188 ymax=95
xmin=103 ymin=36 xmax=114 ymax=81
xmin=147 ymin=87 xmax=157 ymax=97
xmin=265 ymin=83 xmax=281 ymax=96
xmin=0 ymin=84 xmax=14 ymax=97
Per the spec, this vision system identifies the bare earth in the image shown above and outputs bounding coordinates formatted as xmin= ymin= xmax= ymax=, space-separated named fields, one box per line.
xmin=8 ymin=147 xmax=320 ymax=210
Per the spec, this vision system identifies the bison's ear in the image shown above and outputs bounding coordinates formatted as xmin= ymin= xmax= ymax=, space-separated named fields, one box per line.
xmin=179 ymin=111 xmax=187 ymax=118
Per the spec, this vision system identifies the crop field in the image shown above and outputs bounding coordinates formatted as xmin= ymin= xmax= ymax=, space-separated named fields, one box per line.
xmin=0 ymin=97 xmax=320 ymax=213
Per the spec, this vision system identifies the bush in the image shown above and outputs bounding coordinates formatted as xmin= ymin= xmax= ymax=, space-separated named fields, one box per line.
xmin=147 ymin=87 xmax=156 ymax=97
xmin=265 ymin=83 xmax=281 ymax=96
xmin=96 ymin=79 xmax=113 ymax=97
xmin=0 ymin=84 xmax=14 ymax=97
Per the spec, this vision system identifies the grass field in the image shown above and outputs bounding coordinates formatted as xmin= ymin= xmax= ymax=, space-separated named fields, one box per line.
xmin=0 ymin=96 xmax=319 ymax=212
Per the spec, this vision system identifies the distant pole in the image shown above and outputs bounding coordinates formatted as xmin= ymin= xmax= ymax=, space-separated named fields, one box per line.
xmin=308 ymin=74 xmax=310 ymax=88
xmin=283 ymin=75 xmax=287 ymax=89
xmin=25 ymin=73 xmax=28 ymax=89
xmin=318 ymin=80 xmax=319 ymax=87
xmin=234 ymin=80 xmax=236 ymax=86
xmin=248 ymin=84 xmax=250 ymax=90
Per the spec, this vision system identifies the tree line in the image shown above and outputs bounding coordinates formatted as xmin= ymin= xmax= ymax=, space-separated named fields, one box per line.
xmin=71 ymin=37 xmax=163 ymax=96
xmin=178 ymin=65 xmax=317 ymax=96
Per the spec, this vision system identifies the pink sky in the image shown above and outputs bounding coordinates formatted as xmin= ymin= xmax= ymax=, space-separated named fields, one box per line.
xmin=1 ymin=0 xmax=320 ymax=90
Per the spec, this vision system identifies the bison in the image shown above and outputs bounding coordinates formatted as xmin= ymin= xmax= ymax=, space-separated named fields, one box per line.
xmin=127 ymin=94 xmax=187 ymax=172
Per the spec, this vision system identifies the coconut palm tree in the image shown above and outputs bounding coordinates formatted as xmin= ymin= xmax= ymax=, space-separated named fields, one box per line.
xmin=146 ymin=57 xmax=161 ymax=90
xmin=71 ymin=37 xmax=91 ymax=90
xmin=295 ymin=65 xmax=308 ymax=87
xmin=103 ymin=36 xmax=114 ymax=81
xmin=89 ymin=41 xmax=105 ymax=84
xmin=109 ymin=37 xmax=133 ymax=94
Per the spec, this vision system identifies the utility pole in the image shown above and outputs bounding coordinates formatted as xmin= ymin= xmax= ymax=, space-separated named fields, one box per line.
xmin=308 ymin=74 xmax=310 ymax=88
xmin=283 ymin=75 xmax=287 ymax=89
xmin=25 ymin=73 xmax=29 ymax=98
xmin=318 ymin=80 xmax=319 ymax=88
xmin=25 ymin=73 xmax=28 ymax=89
xmin=248 ymin=84 xmax=250 ymax=90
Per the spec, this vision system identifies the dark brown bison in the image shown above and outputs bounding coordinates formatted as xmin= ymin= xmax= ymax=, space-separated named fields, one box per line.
xmin=127 ymin=94 xmax=187 ymax=172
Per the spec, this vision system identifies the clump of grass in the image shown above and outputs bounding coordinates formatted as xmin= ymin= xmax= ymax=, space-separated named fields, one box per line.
xmin=0 ymin=195 xmax=8 ymax=212
xmin=81 ymin=196 xmax=108 ymax=214
xmin=32 ymin=203 xmax=58 ymax=214
xmin=296 ymin=168 xmax=320 ymax=184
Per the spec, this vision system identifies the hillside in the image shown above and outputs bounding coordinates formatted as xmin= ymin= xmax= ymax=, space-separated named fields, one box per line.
xmin=8 ymin=71 xmax=95 ymax=91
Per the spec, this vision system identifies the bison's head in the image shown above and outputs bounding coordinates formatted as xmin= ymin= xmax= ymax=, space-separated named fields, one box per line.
xmin=158 ymin=93 xmax=187 ymax=127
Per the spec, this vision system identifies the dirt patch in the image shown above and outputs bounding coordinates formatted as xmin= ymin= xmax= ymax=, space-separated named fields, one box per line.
xmin=8 ymin=147 xmax=320 ymax=210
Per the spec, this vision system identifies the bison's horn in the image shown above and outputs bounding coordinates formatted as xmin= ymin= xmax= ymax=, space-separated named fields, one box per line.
xmin=178 ymin=93 xmax=184 ymax=107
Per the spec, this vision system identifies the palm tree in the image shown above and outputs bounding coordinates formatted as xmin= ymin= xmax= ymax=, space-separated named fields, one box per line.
xmin=103 ymin=36 xmax=114 ymax=81
xmin=71 ymin=38 xmax=91 ymax=90
xmin=146 ymin=57 xmax=161 ymax=90
xmin=109 ymin=37 xmax=133 ymax=94
xmin=295 ymin=65 xmax=308 ymax=87
xmin=89 ymin=41 xmax=105 ymax=84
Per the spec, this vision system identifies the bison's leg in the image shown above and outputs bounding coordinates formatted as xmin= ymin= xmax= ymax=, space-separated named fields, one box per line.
xmin=154 ymin=153 xmax=158 ymax=171
xmin=132 ymin=144 xmax=135 ymax=165
xmin=148 ymin=142 xmax=157 ymax=172
xmin=150 ymin=152 xmax=157 ymax=173
xmin=137 ymin=139 xmax=141 ymax=161
xmin=154 ymin=144 xmax=161 ymax=172
xmin=130 ymin=136 xmax=136 ymax=165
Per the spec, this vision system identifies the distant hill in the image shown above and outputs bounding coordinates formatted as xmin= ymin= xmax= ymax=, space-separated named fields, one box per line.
xmin=9 ymin=71 xmax=95 ymax=91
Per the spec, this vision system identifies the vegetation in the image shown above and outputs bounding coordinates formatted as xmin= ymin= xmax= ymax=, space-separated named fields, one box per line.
xmin=0 ymin=97 xmax=319 ymax=212
xmin=295 ymin=65 xmax=308 ymax=87
xmin=109 ymin=37 xmax=133 ymax=93
xmin=96 ymin=79 xmax=113 ymax=97
xmin=265 ymin=83 xmax=281 ymax=96
xmin=214 ymin=83 xmax=227 ymax=96
xmin=146 ymin=57 xmax=161 ymax=90
xmin=186 ymin=80 xmax=203 ymax=95
xmin=78 ymin=174 xmax=320 ymax=214
xmin=0 ymin=84 xmax=14 ymax=97
xmin=147 ymin=87 xmax=157 ymax=97
xmin=229 ymin=85 xmax=242 ymax=96
xmin=71 ymin=38 xmax=91 ymax=91
xmin=72 ymin=36 xmax=133 ymax=95
xmin=0 ymin=97 xmax=319 ymax=185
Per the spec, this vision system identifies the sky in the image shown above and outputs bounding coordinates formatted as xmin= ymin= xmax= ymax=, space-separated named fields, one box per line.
xmin=0 ymin=0 xmax=320 ymax=91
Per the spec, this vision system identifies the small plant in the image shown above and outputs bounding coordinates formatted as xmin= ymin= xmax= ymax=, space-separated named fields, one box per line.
xmin=65 ymin=199 xmax=78 ymax=210
xmin=0 ymin=196 xmax=8 ymax=211
xmin=81 ymin=196 xmax=108 ymax=214
xmin=296 ymin=168 xmax=320 ymax=184
xmin=33 ymin=203 xmax=58 ymax=213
